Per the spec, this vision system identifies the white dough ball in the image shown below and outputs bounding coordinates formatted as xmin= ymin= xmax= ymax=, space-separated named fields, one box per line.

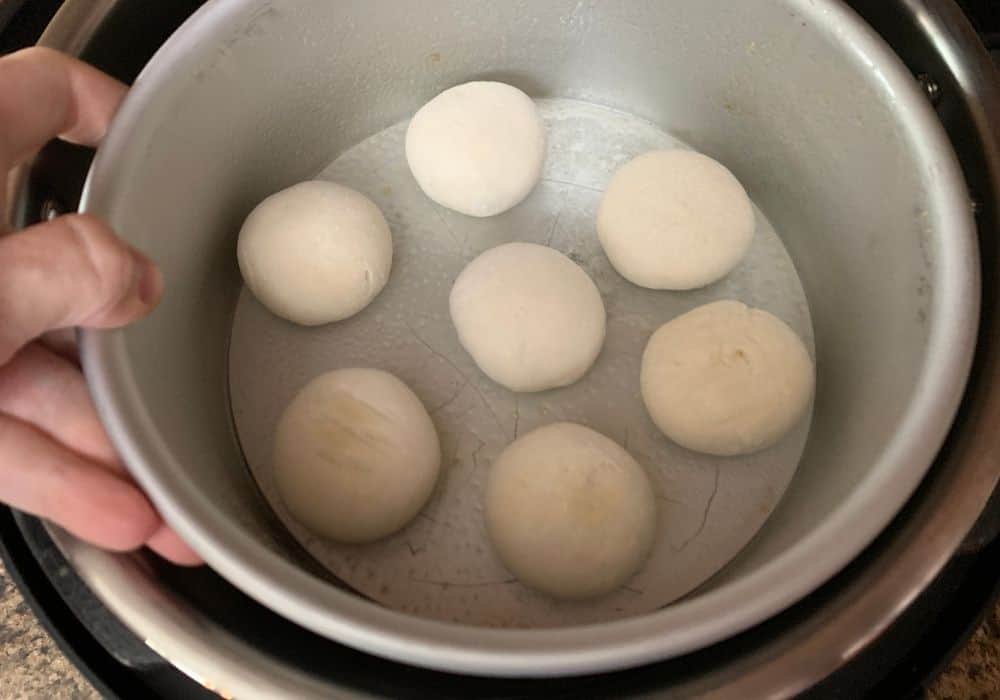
xmin=598 ymin=150 xmax=755 ymax=290
xmin=406 ymin=81 xmax=546 ymax=217
xmin=273 ymin=369 xmax=440 ymax=543
xmin=486 ymin=422 xmax=658 ymax=600
xmin=450 ymin=242 xmax=606 ymax=392
xmin=237 ymin=181 xmax=393 ymax=326
xmin=641 ymin=300 xmax=814 ymax=457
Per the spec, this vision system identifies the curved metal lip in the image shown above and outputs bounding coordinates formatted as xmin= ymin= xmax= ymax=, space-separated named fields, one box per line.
xmin=37 ymin=0 xmax=118 ymax=54
xmin=77 ymin=0 xmax=980 ymax=678
xmin=45 ymin=524 xmax=342 ymax=700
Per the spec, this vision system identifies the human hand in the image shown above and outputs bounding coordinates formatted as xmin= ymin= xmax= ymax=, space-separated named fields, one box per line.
xmin=0 ymin=47 xmax=201 ymax=565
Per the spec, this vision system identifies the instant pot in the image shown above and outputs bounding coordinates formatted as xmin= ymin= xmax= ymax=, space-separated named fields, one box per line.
xmin=2 ymin=1 xmax=999 ymax=697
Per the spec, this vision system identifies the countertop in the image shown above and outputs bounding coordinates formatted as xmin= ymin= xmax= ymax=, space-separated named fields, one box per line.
xmin=0 ymin=560 xmax=998 ymax=698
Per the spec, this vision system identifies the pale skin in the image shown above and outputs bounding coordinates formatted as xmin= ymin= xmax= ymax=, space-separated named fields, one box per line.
xmin=0 ymin=47 xmax=200 ymax=565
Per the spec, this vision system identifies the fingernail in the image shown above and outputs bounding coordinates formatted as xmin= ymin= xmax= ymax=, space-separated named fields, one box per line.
xmin=131 ymin=249 xmax=163 ymax=306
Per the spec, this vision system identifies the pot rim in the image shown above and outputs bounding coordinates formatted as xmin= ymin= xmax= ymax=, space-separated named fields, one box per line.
xmin=79 ymin=0 xmax=980 ymax=676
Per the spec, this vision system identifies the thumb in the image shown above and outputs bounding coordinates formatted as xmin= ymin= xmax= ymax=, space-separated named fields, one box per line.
xmin=0 ymin=214 xmax=162 ymax=364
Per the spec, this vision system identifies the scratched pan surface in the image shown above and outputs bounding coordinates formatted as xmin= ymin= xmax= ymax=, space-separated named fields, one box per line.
xmin=228 ymin=98 xmax=814 ymax=627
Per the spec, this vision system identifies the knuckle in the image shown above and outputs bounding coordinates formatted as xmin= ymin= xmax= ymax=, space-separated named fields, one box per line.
xmin=60 ymin=214 xmax=136 ymax=317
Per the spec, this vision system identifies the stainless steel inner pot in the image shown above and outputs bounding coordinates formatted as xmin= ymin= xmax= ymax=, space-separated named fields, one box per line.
xmin=78 ymin=0 xmax=978 ymax=677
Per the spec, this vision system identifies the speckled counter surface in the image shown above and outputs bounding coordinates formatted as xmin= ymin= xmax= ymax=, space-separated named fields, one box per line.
xmin=931 ymin=607 xmax=1000 ymax=700
xmin=0 ymin=561 xmax=997 ymax=699
xmin=0 ymin=562 xmax=96 ymax=699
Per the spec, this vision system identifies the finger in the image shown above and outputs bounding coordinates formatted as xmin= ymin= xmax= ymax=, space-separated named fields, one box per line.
xmin=0 ymin=346 xmax=202 ymax=565
xmin=0 ymin=213 xmax=163 ymax=365
xmin=0 ymin=47 xmax=127 ymax=171
xmin=147 ymin=525 xmax=203 ymax=566
xmin=0 ymin=413 xmax=159 ymax=551
xmin=0 ymin=343 xmax=118 ymax=466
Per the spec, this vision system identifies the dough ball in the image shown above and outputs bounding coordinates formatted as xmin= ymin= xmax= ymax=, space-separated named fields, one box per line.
xmin=406 ymin=81 xmax=546 ymax=217
xmin=237 ymin=181 xmax=393 ymax=326
xmin=641 ymin=300 xmax=814 ymax=456
xmin=273 ymin=368 xmax=440 ymax=543
xmin=450 ymin=242 xmax=606 ymax=392
xmin=598 ymin=150 xmax=754 ymax=290
xmin=486 ymin=422 xmax=658 ymax=600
